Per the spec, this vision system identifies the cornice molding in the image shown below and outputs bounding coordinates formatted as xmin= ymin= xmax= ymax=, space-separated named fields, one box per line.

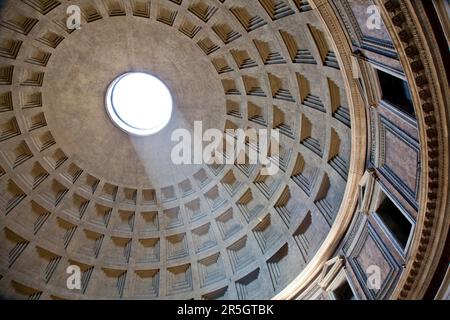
xmin=374 ymin=0 xmax=450 ymax=300
xmin=276 ymin=0 xmax=450 ymax=300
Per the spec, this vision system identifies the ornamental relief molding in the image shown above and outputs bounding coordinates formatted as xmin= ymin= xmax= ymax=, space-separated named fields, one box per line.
xmin=300 ymin=0 xmax=449 ymax=300
xmin=373 ymin=0 xmax=449 ymax=300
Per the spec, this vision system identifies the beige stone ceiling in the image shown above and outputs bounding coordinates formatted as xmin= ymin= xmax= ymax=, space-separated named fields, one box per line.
xmin=0 ymin=0 xmax=353 ymax=300
xmin=44 ymin=17 xmax=225 ymax=188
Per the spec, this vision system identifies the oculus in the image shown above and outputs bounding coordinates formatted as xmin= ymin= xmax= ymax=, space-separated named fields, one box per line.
xmin=105 ymin=72 xmax=173 ymax=136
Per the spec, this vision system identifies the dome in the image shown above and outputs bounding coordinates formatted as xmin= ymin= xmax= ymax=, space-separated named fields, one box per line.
xmin=0 ymin=0 xmax=448 ymax=300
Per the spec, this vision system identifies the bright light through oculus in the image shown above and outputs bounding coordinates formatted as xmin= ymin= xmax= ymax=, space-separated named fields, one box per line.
xmin=106 ymin=72 xmax=173 ymax=136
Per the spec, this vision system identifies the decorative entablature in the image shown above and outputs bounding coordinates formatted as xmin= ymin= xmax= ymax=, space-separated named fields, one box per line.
xmin=278 ymin=0 xmax=449 ymax=300
xmin=374 ymin=0 xmax=449 ymax=300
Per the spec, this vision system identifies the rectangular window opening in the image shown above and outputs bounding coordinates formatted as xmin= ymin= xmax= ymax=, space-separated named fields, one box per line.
xmin=376 ymin=192 xmax=413 ymax=249
xmin=377 ymin=70 xmax=415 ymax=119
xmin=333 ymin=279 xmax=356 ymax=300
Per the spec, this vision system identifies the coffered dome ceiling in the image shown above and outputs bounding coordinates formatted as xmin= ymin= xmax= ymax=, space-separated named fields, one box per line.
xmin=0 ymin=0 xmax=448 ymax=300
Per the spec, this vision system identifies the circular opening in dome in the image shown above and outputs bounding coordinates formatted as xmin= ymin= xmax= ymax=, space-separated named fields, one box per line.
xmin=105 ymin=72 xmax=173 ymax=136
